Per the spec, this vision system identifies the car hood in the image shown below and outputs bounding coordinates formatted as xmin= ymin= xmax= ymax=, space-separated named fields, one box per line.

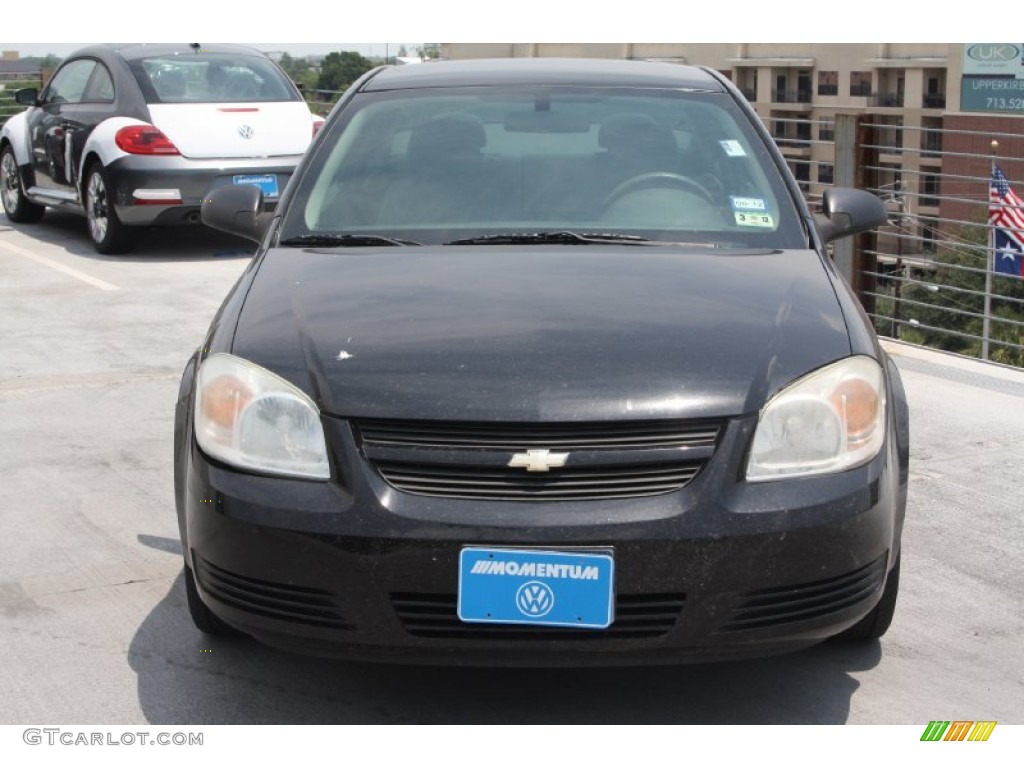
xmin=230 ymin=246 xmax=852 ymax=421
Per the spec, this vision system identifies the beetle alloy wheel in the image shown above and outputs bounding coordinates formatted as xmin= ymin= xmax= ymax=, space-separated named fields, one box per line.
xmin=0 ymin=151 xmax=21 ymax=214
xmin=85 ymin=170 xmax=109 ymax=244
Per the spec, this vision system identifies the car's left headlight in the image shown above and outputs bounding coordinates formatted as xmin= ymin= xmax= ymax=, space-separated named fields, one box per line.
xmin=194 ymin=353 xmax=330 ymax=480
xmin=746 ymin=356 xmax=886 ymax=482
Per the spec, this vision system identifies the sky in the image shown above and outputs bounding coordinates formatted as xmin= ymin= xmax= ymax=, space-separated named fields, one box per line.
xmin=0 ymin=1 xmax=988 ymax=56
xmin=2 ymin=43 xmax=423 ymax=58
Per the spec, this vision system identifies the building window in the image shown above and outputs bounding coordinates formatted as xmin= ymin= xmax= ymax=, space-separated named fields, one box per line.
xmin=817 ymin=71 xmax=838 ymax=96
xmin=923 ymin=127 xmax=942 ymax=156
xmin=850 ymin=71 xmax=872 ymax=97
xmin=818 ymin=119 xmax=834 ymax=142
xmin=921 ymin=220 xmax=938 ymax=254
xmin=738 ymin=68 xmax=757 ymax=101
xmin=818 ymin=163 xmax=834 ymax=185
xmin=793 ymin=160 xmax=811 ymax=192
xmin=921 ymin=174 xmax=940 ymax=207
xmin=797 ymin=70 xmax=812 ymax=102
xmin=923 ymin=75 xmax=945 ymax=108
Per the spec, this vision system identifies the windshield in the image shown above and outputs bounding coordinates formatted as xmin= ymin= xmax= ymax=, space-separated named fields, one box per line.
xmin=280 ymin=85 xmax=806 ymax=248
xmin=130 ymin=53 xmax=301 ymax=104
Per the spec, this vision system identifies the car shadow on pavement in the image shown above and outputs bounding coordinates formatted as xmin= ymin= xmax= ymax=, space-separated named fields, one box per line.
xmin=1 ymin=213 xmax=255 ymax=263
xmin=129 ymin=573 xmax=882 ymax=725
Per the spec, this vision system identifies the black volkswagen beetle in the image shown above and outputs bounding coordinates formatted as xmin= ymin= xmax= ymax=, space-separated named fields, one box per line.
xmin=174 ymin=58 xmax=908 ymax=665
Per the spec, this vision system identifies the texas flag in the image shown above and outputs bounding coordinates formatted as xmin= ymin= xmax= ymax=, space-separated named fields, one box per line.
xmin=994 ymin=228 xmax=1024 ymax=277
xmin=989 ymin=166 xmax=1024 ymax=277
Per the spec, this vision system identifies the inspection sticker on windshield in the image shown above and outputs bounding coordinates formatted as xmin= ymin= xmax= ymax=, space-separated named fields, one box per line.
xmin=735 ymin=211 xmax=775 ymax=228
xmin=458 ymin=548 xmax=614 ymax=629
xmin=719 ymin=139 xmax=747 ymax=157
xmin=731 ymin=196 xmax=767 ymax=212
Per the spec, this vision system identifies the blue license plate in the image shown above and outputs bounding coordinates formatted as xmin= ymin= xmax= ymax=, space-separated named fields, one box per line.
xmin=458 ymin=547 xmax=614 ymax=629
xmin=233 ymin=174 xmax=279 ymax=198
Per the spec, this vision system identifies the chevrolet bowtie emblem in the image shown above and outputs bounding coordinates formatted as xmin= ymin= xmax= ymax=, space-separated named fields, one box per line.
xmin=508 ymin=449 xmax=569 ymax=472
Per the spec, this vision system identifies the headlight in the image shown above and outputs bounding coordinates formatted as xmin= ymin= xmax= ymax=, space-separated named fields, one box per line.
xmin=194 ymin=353 xmax=330 ymax=480
xmin=746 ymin=356 xmax=885 ymax=482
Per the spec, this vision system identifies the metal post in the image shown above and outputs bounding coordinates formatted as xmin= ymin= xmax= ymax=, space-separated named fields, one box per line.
xmin=982 ymin=256 xmax=993 ymax=360
xmin=832 ymin=115 xmax=859 ymax=285
xmin=856 ymin=117 xmax=880 ymax=318
xmin=983 ymin=142 xmax=997 ymax=361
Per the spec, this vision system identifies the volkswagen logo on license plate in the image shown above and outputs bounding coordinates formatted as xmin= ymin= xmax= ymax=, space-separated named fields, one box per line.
xmin=515 ymin=581 xmax=555 ymax=618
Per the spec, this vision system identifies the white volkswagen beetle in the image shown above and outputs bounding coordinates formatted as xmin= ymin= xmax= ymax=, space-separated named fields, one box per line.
xmin=0 ymin=43 xmax=323 ymax=253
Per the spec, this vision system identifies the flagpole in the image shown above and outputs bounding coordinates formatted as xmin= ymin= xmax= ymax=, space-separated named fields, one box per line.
xmin=983 ymin=142 xmax=996 ymax=361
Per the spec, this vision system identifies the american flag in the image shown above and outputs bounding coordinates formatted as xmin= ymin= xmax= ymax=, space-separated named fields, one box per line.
xmin=989 ymin=165 xmax=1024 ymax=277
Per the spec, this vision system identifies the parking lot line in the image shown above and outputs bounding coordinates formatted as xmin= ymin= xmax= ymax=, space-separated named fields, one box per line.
xmin=0 ymin=239 xmax=119 ymax=291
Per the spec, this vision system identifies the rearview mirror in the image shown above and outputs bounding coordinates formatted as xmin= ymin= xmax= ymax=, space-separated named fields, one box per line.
xmin=201 ymin=185 xmax=270 ymax=243
xmin=815 ymin=187 xmax=887 ymax=243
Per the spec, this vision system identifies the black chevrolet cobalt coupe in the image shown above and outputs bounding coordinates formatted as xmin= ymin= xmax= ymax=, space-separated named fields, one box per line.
xmin=174 ymin=58 xmax=909 ymax=665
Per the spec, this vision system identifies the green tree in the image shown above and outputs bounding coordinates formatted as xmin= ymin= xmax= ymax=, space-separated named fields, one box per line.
xmin=278 ymin=53 xmax=310 ymax=82
xmin=894 ymin=221 xmax=1024 ymax=366
xmin=317 ymin=51 xmax=375 ymax=94
xmin=419 ymin=44 xmax=441 ymax=60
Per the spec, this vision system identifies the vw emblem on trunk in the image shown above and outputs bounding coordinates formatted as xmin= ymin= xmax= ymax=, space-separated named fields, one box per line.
xmin=515 ymin=581 xmax=555 ymax=618
xmin=508 ymin=449 xmax=569 ymax=472
xmin=238 ymin=125 xmax=255 ymax=139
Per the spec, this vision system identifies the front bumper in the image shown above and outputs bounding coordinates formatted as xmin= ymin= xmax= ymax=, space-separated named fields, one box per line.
xmin=179 ymin=414 xmax=905 ymax=666
xmin=104 ymin=154 xmax=302 ymax=226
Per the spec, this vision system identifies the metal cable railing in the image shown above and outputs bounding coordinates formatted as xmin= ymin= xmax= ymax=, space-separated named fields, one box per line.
xmin=0 ymin=72 xmax=42 ymax=130
xmin=856 ymin=120 xmax=1024 ymax=365
xmin=765 ymin=114 xmax=1024 ymax=366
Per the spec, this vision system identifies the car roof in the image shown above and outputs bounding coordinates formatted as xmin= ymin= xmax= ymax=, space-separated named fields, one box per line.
xmin=66 ymin=43 xmax=268 ymax=62
xmin=361 ymin=58 xmax=725 ymax=92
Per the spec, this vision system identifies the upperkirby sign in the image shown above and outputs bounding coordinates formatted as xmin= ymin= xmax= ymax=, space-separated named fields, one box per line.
xmin=963 ymin=44 xmax=1024 ymax=77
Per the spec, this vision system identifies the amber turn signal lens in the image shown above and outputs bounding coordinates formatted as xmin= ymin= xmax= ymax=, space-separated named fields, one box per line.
xmin=831 ymin=378 xmax=879 ymax=445
xmin=201 ymin=374 xmax=252 ymax=431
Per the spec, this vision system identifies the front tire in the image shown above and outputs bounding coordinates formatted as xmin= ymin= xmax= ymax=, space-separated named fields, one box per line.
xmin=84 ymin=162 xmax=136 ymax=254
xmin=184 ymin=563 xmax=241 ymax=637
xmin=0 ymin=146 xmax=46 ymax=223
xmin=836 ymin=555 xmax=900 ymax=641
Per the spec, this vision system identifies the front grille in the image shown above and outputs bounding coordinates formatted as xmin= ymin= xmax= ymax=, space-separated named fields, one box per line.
xmin=376 ymin=461 xmax=702 ymax=501
xmin=355 ymin=418 xmax=721 ymax=502
xmin=392 ymin=592 xmax=685 ymax=640
xmin=357 ymin=418 xmax=720 ymax=451
xmin=195 ymin=558 xmax=354 ymax=630
xmin=717 ymin=556 xmax=888 ymax=632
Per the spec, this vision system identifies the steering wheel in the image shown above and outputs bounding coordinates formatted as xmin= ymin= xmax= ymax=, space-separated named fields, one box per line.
xmin=603 ymin=172 xmax=717 ymax=210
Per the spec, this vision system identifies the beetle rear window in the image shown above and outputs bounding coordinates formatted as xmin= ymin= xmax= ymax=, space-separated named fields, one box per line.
xmin=130 ymin=53 xmax=300 ymax=104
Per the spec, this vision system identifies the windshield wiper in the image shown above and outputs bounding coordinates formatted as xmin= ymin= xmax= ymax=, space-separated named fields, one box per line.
xmin=444 ymin=231 xmax=719 ymax=247
xmin=280 ymin=234 xmax=421 ymax=247
xmin=445 ymin=231 xmax=650 ymax=246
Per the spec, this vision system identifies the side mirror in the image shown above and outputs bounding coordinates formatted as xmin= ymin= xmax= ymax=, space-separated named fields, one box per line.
xmin=15 ymin=88 xmax=39 ymax=106
xmin=815 ymin=187 xmax=888 ymax=244
xmin=201 ymin=185 xmax=270 ymax=243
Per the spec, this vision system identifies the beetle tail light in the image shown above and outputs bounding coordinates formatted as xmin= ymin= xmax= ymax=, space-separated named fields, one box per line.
xmin=115 ymin=124 xmax=181 ymax=155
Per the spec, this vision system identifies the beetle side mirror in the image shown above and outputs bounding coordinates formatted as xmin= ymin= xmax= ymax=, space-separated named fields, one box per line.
xmin=815 ymin=187 xmax=888 ymax=243
xmin=15 ymin=88 xmax=39 ymax=106
xmin=201 ymin=185 xmax=270 ymax=243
